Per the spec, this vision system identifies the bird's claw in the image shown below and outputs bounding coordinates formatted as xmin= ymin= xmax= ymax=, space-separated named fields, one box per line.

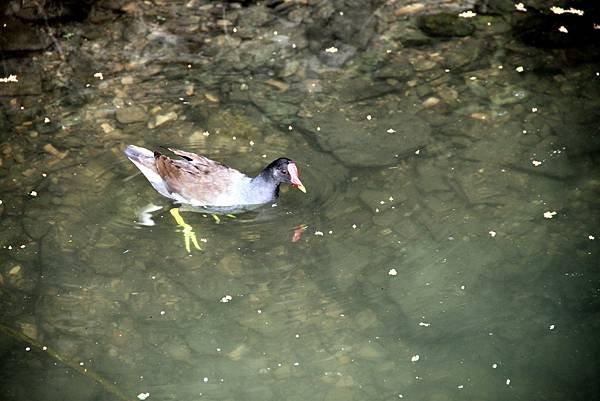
xmin=170 ymin=208 xmax=201 ymax=253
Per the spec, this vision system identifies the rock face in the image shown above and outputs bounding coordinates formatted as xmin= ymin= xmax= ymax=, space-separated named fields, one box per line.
xmin=299 ymin=103 xmax=431 ymax=167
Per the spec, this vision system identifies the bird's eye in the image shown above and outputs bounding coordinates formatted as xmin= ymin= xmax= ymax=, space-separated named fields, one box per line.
xmin=280 ymin=169 xmax=288 ymax=175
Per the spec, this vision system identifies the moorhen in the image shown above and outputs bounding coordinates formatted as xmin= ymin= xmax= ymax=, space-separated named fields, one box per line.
xmin=124 ymin=145 xmax=306 ymax=251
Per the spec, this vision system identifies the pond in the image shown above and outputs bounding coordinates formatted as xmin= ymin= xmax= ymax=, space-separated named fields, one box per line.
xmin=1 ymin=0 xmax=599 ymax=400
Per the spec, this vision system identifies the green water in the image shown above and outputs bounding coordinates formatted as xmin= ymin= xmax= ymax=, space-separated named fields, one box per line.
xmin=1 ymin=1 xmax=599 ymax=400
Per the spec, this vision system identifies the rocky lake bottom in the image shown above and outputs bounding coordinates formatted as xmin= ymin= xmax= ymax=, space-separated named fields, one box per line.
xmin=1 ymin=0 xmax=599 ymax=400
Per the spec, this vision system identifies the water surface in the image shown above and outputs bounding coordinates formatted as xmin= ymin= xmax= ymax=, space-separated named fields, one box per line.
xmin=1 ymin=1 xmax=599 ymax=400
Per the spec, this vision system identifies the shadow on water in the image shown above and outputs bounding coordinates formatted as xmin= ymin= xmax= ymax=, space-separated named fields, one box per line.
xmin=1 ymin=0 xmax=600 ymax=400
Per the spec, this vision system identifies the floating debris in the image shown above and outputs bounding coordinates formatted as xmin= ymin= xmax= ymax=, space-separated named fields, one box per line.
xmin=325 ymin=47 xmax=338 ymax=53
xmin=220 ymin=295 xmax=233 ymax=303
xmin=489 ymin=230 xmax=497 ymax=237
xmin=532 ymin=160 xmax=542 ymax=166
xmin=589 ymin=235 xmax=595 ymax=240
xmin=515 ymin=3 xmax=527 ymax=12
xmin=558 ymin=26 xmax=568 ymax=33
xmin=549 ymin=324 xmax=555 ymax=330
xmin=516 ymin=66 xmax=524 ymax=73
xmin=458 ymin=10 xmax=477 ymax=18
xmin=388 ymin=268 xmax=397 ymax=276
xmin=492 ymin=363 xmax=498 ymax=368
xmin=543 ymin=211 xmax=557 ymax=219
xmin=314 ymin=231 xmax=324 ymax=236
xmin=0 ymin=74 xmax=18 ymax=83
xmin=93 ymin=72 xmax=104 ymax=80
xmin=418 ymin=322 xmax=431 ymax=327
xmin=550 ymin=6 xmax=584 ymax=16
xmin=411 ymin=354 xmax=420 ymax=362
xmin=137 ymin=393 xmax=150 ymax=400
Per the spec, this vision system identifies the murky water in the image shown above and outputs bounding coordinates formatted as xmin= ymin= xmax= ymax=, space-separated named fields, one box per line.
xmin=1 ymin=1 xmax=599 ymax=400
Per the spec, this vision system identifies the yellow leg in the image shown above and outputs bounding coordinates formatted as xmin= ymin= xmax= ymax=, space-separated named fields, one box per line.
xmin=211 ymin=214 xmax=221 ymax=224
xmin=170 ymin=208 xmax=201 ymax=253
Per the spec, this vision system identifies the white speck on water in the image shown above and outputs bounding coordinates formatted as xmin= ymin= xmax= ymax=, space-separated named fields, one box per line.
xmin=151 ymin=275 xmax=156 ymax=280
xmin=506 ymin=378 xmax=511 ymax=385
xmin=316 ymin=126 xmax=321 ymax=131
xmin=339 ymin=11 xmax=344 ymax=15
xmin=492 ymin=363 xmax=498 ymax=368
xmin=232 ymin=27 xmax=237 ymax=33
xmin=415 ymin=149 xmax=421 ymax=155
xmin=589 ymin=235 xmax=595 ymax=240
xmin=549 ymin=324 xmax=555 ymax=330
xmin=387 ymin=128 xmax=396 ymax=133
xmin=366 ymin=114 xmax=372 ymax=120
xmin=220 ymin=295 xmax=233 ymax=303
xmin=445 ymin=68 xmax=450 ymax=72
xmin=516 ymin=66 xmax=524 ymax=72
xmin=293 ymin=362 xmax=300 ymax=366
xmin=469 ymin=76 xmax=477 ymax=81
xmin=515 ymin=3 xmax=527 ymax=12
xmin=30 ymin=190 xmax=38 ymax=197
xmin=79 ymin=361 xmax=84 ymax=366
xmin=202 ymin=130 xmax=210 ymax=136
xmin=232 ymin=136 xmax=237 ymax=140
xmin=458 ymin=384 xmax=464 ymax=389
xmin=328 ymin=230 xmax=333 ymax=234
xmin=93 ymin=72 xmax=104 ymax=80
xmin=388 ymin=268 xmax=398 ymax=276
xmin=295 ymin=334 xmax=300 ymax=338
xmin=398 ymin=394 xmax=403 ymax=398
xmin=388 ymin=196 xmax=394 ymax=201
xmin=558 ymin=26 xmax=568 ymax=33
xmin=411 ymin=354 xmax=420 ymax=362
xmin=314 ymin=231 xmax=324 ymax=236
xmin=460 ymin=285 xmax=465 ymax=290
xmin=257 ymin=309 xmax=262 ymax=314
xmin=352 ymin=224 xmax=357 ymax=229
xmin=418 ymin=322 xmax=431 ymax=327
xmin=137 ymin=392 xmax=150 ymax=400
xmin=550 ymin=6 xmax=584 ymax=16
xmin=288 ymin=125 xmax=293 ymax=131
xmin=249 ymin=140 xmax=254 ymax=146
xmin=543 ymin=211 xmax=557 ymax=219
xmin=532 ymin=160 xmax=542 ymax=166
xmin=273 ymin=31 xmax=278 ymax=35
xmin=160 ymin=310 xmax=165 ymax=315
xmin=25 ymin=347 xmax=31 ymax=351
xmin=498 ymin=65 xmax=504 ymax=69
xmin=325 ymin=46 xmax=338 ymax=53
xmin=458 ymin=10 xmax=477 ymax=18
xmin=292 ymin=43 xmax=297 ymax=48
xmin=531 ymin=107 xmax=538 ymax=112
xmin=203 ymin=377 xmax=209 ymax=383
xmin=489 ymin=230 xmax=497 ymax=237
xmin=44 ymin=117 xmax=50 ymax=123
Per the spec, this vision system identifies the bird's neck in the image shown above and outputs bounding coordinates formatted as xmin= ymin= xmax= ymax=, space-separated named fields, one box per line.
xmin=246 ymin=172 xmax=280 ymax=204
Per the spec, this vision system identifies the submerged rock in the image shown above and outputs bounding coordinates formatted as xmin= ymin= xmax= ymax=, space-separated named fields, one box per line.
xmin=300 ymin=104 xmax=431 ymax=167
xmin=116 ymin=106 xmax=147 ymax=124
xmin=417 ymin=13 xmax=475 ymax=38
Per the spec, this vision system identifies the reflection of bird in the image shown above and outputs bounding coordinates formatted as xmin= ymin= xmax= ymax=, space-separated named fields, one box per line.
xmin=124 ymin=145 xmax=306 ymax=252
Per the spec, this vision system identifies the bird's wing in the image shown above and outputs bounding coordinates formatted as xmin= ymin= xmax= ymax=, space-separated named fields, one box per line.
xmin=154 ymin=151 xmax=246 ymax=205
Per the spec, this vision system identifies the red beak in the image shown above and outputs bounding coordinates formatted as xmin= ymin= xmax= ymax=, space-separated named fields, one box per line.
xmin=287 ymin=162 xmax=306 ymax=193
